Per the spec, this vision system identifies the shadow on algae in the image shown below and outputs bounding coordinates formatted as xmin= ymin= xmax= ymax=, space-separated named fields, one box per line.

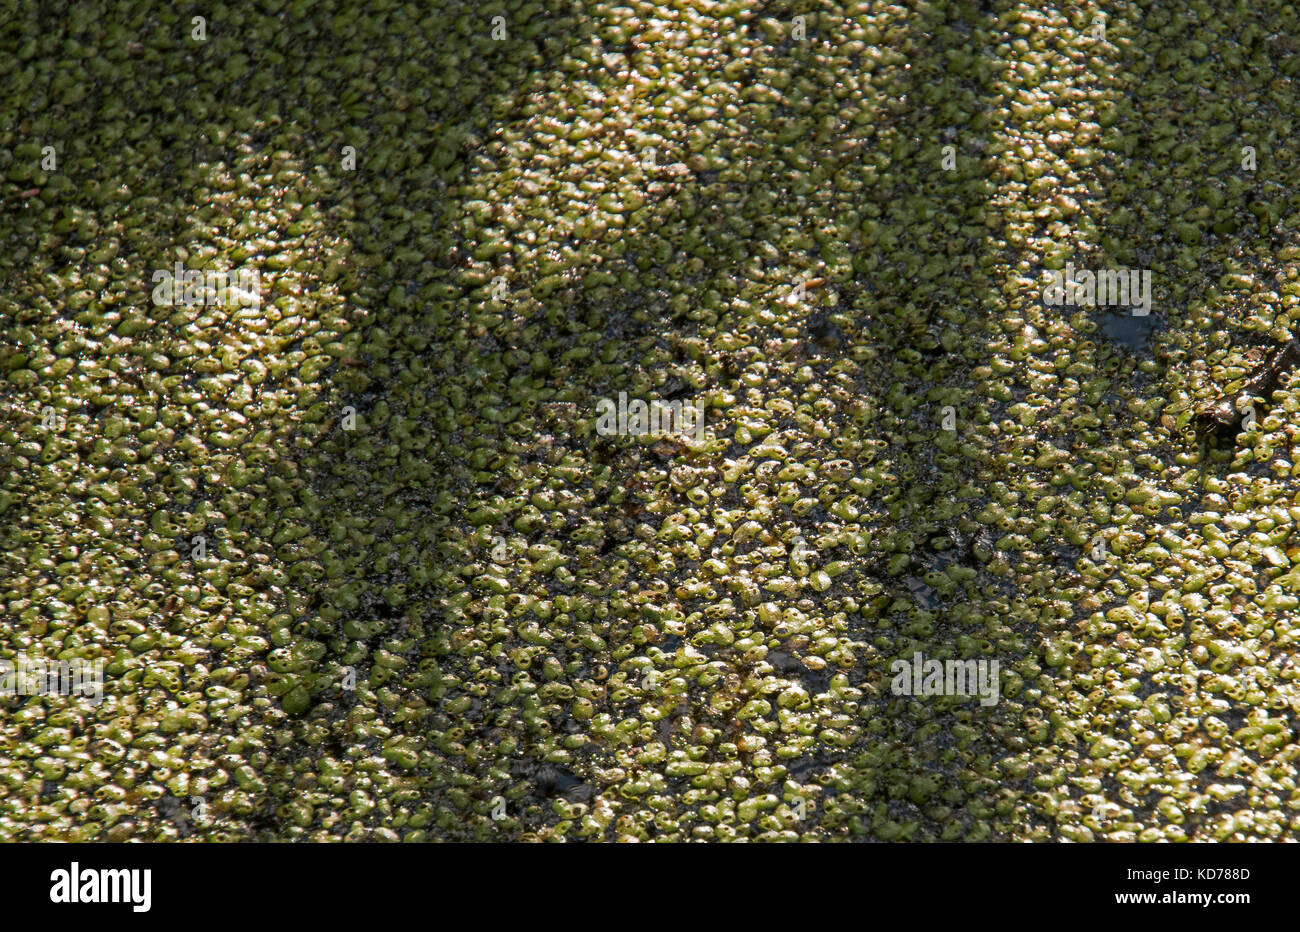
xmin=1 ymin=0 xmax=1298 ymax=841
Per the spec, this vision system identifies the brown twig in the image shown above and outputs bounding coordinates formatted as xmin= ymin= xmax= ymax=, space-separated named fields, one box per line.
xmin=1196 ymin=337 xmax=1300 ymax=439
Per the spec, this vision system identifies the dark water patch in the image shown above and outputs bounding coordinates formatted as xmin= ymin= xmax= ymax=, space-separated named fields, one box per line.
xmin=1098 ymin=309 xmax=1164 ymax=353
xmin=799 ymin=668 xmax=831 ymax=695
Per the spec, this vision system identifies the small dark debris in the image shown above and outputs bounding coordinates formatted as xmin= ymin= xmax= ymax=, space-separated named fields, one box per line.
xmin=157 ymin=795 xmax=196 ymax=838
xmin=768 ymin=650 xmax=801 ymax=674
xmin=535 ymin=764 xmax=582 ymax=797
xmin=806 ymin=310 xmax=844 ymax=354
xmin=904 ymin=576 xmax=940 ymax=610
xmin=661 ymin=379 xmax=692 ymax=400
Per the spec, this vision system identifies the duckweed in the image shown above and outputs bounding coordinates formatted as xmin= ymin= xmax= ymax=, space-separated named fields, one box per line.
xmin=3 ymin=0 xmax=1300 ymax=844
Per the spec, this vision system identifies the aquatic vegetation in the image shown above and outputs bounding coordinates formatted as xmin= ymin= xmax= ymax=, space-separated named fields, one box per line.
xmin=1 ymin=0 xmax=1300 ymax=843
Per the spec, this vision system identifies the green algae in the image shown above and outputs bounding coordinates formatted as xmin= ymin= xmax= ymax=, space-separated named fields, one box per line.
xmin=1 ymin=0 xmax=1300 ymax=842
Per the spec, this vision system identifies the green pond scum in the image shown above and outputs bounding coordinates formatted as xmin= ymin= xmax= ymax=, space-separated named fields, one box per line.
xmin=1 ymin=0 xmax=1299 ymax=843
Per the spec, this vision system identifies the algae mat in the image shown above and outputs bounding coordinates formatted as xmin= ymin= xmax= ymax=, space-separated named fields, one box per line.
xmin=2 ymin=0 xmax=1300 ymax=841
